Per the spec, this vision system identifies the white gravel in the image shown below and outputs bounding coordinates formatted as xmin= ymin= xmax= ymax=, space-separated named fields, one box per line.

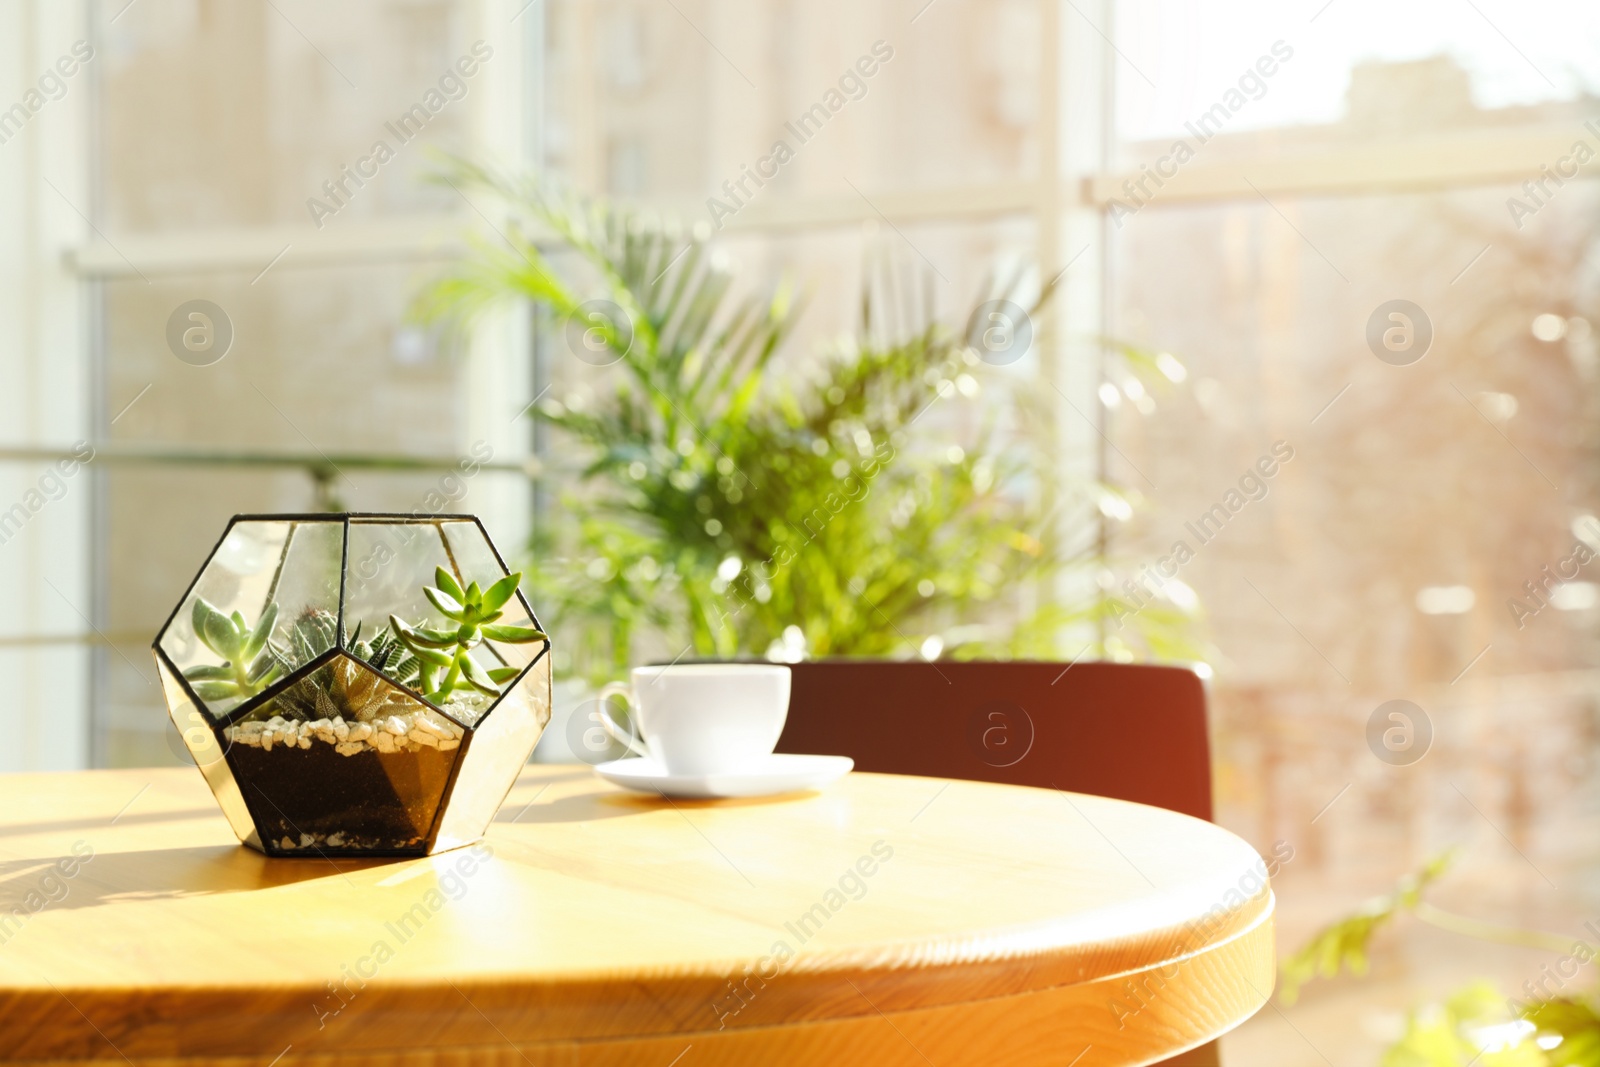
xmin=226 ymin=710 xmax=463 ymax=755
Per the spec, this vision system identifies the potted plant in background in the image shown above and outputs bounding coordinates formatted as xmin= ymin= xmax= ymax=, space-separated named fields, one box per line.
xmin=413 ymin=158 xmax=1200 ymax=692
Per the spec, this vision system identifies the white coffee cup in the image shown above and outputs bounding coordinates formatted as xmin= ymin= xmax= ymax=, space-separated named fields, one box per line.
xmin=597 ymin=664 xmax=791 ymax=776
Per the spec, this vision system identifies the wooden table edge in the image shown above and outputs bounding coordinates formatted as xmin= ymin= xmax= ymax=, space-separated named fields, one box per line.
xmin=1 ymin=895 xmax=1273 ymax=1066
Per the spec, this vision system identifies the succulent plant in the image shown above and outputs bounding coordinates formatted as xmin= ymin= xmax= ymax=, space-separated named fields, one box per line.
xmin=184 ymin=598 xmax=283 ymax=702
xmin=271 ymin=653 xmax=414 ymax=723
xmin=390 ymin=568 xmax=545 ymax=705
xmin=248 ymin=608 xmax=410 ymax=723
xmin=350 ymin=623 xmax=422 ymax=688
xmin=287 ymin=607 xmax=338 ymax=665
xmin=184 ymin=575 xmax=544 ymax=717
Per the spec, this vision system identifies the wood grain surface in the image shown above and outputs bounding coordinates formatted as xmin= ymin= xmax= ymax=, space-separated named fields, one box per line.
xmin=0 ymin=766 xmax=1274 ymax=1066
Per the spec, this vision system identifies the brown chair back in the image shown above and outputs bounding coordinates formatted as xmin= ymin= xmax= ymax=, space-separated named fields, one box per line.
xmin=775 ymin=659 xmax=1213 ymax=821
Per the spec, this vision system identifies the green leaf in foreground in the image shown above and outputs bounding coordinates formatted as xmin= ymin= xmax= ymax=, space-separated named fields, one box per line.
xmin=1279 ymin=849 xmax=1457 ymax=1004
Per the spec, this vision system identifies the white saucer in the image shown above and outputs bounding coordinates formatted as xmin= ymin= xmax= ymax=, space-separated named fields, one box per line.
xmin=593 ymin=753 xmax=854 ymax=799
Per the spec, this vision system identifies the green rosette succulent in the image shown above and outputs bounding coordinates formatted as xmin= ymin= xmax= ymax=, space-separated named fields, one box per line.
xmin=390 ymin=567 xmax=546 ymax=705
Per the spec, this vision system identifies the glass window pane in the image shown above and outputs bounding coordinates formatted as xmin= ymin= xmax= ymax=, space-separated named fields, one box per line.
xmin=99 ymin=0 xmax=481 ymax=230
xmin=1116 ymin=0 xmax=1600 ymax=142
xmin=544 ymin=0 xmax=1039 ymax=200
xmin=1112 ymin=5 xmax=1600 ymax=1060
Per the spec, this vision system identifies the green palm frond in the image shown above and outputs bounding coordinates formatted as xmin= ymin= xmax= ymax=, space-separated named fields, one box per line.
xmin=414 ymin=159 xmax=1202 ymax=681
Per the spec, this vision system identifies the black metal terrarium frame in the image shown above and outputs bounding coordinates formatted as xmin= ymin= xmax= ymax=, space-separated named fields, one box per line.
xmin=153 ymin=513 xmax=552 ymax=858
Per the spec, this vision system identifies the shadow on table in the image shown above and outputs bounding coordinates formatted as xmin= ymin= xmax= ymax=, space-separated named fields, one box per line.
xmin=0 ymin=805 xmax=221 ymax=839
xmin=0 ymin=844 xmax=401 ymax=912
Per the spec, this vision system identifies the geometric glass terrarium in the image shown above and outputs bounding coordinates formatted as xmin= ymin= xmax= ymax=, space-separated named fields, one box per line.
xmin=153 ymin=514 xmax=552 ymax=857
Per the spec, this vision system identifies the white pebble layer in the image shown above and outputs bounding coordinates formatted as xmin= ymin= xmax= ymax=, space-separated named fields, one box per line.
xmin=226 ymin=710 xmax=464 ymax=755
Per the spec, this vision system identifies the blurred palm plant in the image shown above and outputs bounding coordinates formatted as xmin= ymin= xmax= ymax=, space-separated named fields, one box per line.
xmin=415 ymin=158 xmax=1198 ymax=681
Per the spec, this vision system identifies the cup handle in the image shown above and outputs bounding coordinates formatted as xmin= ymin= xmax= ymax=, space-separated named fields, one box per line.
xmin=595 ymin=682 xmax=651 ymax=759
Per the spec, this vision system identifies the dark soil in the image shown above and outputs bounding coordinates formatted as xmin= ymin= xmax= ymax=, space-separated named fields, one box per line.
xmin=228 ymin=740 xmax=459 ymax=852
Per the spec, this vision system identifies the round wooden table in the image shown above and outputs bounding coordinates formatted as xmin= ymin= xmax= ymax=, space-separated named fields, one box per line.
xmin=0 ymin=766 xmax=1273 ymax=1066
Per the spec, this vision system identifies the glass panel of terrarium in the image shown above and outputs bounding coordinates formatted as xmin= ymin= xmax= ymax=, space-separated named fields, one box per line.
xmin=343 ymin=519 xmax=489 ymax=724
xmin=262 ymin=520 xmax=346 ymax=672
xmin=158 ymin=518 xmax=344 ymax=720
xmin=344 ymin=518 xmax=459 ymax=636
xmin=343 ymin=518 xmax=537 ymax=726
xmin=438 ymin=519 xmax=544 ymax=679
xmin=225 ymin=655 xmax=463 ymax=854
xmin=156 ymin=651 xmax=226 ymax=771
xmin=158 ymin=519 xmax=329 ymax=719
xmin=344 ymin=517 xmax=457 ymax=665
xmin=156 ymin=655 xmax=258 ymax=848
xmin=434 ymin=652 xmax=552 ymax=852
xmin=158 ymin=520 xmax=287 ymax=685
